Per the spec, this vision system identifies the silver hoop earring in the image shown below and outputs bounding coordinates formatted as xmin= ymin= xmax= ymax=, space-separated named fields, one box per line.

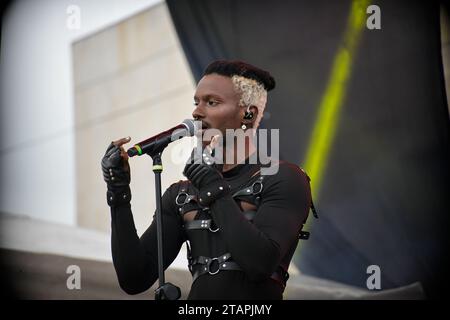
xmin=241 ymin=124 xmax=247 ymax=130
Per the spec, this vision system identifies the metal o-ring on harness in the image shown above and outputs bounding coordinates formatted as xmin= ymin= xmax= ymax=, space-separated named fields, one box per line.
xmin=208 ymin=218 xmax=220 ymax=232
xmin=175 ymin=192 xmax=196 ymax=206
xmin=232 ymin=176 xmax=264 ymax=198
xmin=251 ymin=179 xmax=263 ymax=195
xmin=207 ymin=257 xmax=220 ymax=275
xmin=208 ymin=225 xmax=220 ymax=233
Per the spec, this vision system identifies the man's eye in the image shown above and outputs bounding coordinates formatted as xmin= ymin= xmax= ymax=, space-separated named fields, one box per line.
xmin=193 ymin=101 xmax=199 ymax=106
xmin=207 ymin=100 xmax=218 ymax=106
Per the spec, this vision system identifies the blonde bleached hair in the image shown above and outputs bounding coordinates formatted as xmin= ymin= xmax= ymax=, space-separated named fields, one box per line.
xmin=231 ymin=75 xmax=267 ymax=130
xmin=203 ymin=60 xmax=275 ymax=131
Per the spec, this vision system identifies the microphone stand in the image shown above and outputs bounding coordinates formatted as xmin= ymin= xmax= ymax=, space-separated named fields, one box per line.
xmin=149 ymin=151 xmax=181 ymax=300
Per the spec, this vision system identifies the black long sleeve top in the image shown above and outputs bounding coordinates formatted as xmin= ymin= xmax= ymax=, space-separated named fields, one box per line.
xmin=110 ymin=160 xmax=312 ymax=299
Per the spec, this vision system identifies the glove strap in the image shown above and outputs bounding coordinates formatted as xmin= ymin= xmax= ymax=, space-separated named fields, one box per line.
xmin=198 ymin=181 xmax=231 ymax=207
xmin=107 ymin=186 xmax=132 ymax=207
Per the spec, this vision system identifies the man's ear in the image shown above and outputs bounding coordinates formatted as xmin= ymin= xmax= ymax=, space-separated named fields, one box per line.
xmin=242 ymin=105 xmax=258 ymax=126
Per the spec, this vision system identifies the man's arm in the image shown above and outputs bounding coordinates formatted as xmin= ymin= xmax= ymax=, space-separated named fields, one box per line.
xmin=101 ymin=137 xmax=184 ymax=294
xmin=110 ymin=184 xmax=185 ymax=295
xmin=209 ymin=163 xmax=311 ymax=281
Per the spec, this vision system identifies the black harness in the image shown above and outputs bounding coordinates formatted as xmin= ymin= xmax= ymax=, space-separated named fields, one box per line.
xmin=175 ymin=170 xmax=317 ymax=291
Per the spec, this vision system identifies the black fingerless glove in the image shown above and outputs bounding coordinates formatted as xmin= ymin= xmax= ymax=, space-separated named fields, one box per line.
xmin=183 ymin=148 xmax=230 ymax=206
xmin=101 ymin=143 xmax=131 ymax=207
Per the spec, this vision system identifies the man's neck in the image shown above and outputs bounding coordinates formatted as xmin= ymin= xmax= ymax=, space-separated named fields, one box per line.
xmin=222 ymin=140 xmax=257 ymax=172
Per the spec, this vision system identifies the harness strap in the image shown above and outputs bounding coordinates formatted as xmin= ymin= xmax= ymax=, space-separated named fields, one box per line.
xmin=189 ymin=252 xmax=289 ymax=290
xmin=311 ymin=200 xmax=319 ymax=218
xmin=299 ymin=230 xmax=310 ymax=240
xmin=231 ymin=176 xmax=264 ymax=198
xmin=191 ymin=252 xmax=232 ymax=265
xmin=299 ymin=168 xmax=319 ymax=219
xmin=184 ymin=210 xmax=257 ymax=232
xmin=184 ymin=219 xmax=220 ymax=232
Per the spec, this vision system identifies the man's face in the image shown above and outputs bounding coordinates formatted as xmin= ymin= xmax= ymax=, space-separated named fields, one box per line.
xmin=193 ymin=74 xmax=243 ymax=141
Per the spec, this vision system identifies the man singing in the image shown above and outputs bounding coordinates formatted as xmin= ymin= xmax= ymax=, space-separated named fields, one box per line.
xmin=101 ymin=60 xmax=314 ymax=299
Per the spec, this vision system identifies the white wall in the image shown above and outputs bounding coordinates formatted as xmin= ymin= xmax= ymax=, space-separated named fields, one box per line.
xmin=72 ymin=3 xmax=196 ymax=232
xmin=0 ymin=0 xmax=162 ymax=226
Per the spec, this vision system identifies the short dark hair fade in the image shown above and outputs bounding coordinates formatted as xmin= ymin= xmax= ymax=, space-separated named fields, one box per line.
xmin=203 ymin=60 xmax=276 ymax=91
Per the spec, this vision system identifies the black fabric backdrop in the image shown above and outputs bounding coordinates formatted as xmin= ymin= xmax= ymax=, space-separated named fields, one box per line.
xmin=167 ymin=0 xmax=450 ymax=297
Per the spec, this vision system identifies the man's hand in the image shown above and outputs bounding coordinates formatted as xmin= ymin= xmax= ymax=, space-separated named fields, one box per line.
xmin=101 ymin=137 xmax=132 ymax=206
xmin=101 ymin=137 xmax=131 ymax=189
xmin=183 ymin=146 xmax=230 ymax=206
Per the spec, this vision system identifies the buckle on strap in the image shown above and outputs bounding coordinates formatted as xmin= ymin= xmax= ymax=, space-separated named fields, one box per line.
xmin=299 ymin=230 xmax=310 ymax=240
xmin=184 ymin=219 xmax=220 ymax=232
xmin=190 ymin=253 xmax=243 ymax=281
xmin=191 ymin=253 xmax=232 ymax=275
xmin=175 ymin=192 xmax=197 ymax=206
xmin=209 ymin=224 xmax=220 ymax=233
xmin=232 ymin=176 xmax=264 ymax=198
xmin=207 ymin=257 xmax=220 ymax=275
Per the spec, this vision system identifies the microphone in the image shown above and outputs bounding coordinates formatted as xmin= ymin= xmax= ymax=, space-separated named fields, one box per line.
xmin=127 ymin=119 xmax=197 ymax=157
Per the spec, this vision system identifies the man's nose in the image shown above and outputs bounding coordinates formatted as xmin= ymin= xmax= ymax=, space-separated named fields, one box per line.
xmin=192 ymin=105 xmax=205 ymax=120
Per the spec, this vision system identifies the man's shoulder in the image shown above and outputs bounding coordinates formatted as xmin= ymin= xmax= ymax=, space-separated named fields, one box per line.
xmin=261 ymin=159 xmax=309 ymax=182
xmin=162 ymin=179 xmax=192 ymax=208
xmin=260 ymin=160 xmax=312 ymax=203
xmin=166 ymin=179 xmax=191 ymax=193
